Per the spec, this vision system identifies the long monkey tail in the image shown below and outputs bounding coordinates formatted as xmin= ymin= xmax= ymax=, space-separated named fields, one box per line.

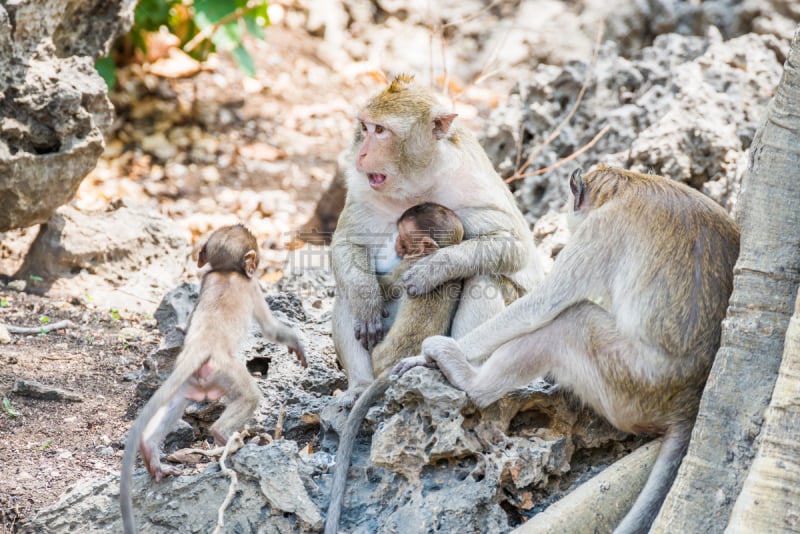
xmin=613 ymin=424 xmax=692 ymax=534
xmin=324 ymin=373 xmax=392 ymax=534
xmin=119 ymin=351 xmax=208 ymax=534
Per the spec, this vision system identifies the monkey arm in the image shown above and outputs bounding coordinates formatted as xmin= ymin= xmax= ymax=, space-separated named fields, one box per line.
xmin=456 ymin=252 xmax=599 ymax=363
xmin=331 ymin=233 xmax=386 ymax=350
xmin=251 ymin=288 xmax=307 ymax=367
xmin=403 ymin=231 xmax=526 ymax=296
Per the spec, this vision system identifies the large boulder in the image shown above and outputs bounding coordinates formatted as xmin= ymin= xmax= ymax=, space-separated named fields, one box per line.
xmin=0 ymin=0 xmax=136 ymax=232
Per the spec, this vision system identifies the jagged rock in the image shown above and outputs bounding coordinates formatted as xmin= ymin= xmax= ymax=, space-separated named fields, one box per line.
xmin=0 ymin=0 xmax=136 ymax=231
xmin=14 ymin=203 xmax=192 ymax=312
xmin=23 ymin=440 xmax=324 ymax=533
xmin=485 ymin=30 xmax=784 ymax=225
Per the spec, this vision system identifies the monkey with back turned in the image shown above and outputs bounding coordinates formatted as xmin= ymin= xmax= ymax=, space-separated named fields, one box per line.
xmin=119 ymin=224 xmax=306 ymax=534
xmin=397 ymin=165 xmax=740 ymax=534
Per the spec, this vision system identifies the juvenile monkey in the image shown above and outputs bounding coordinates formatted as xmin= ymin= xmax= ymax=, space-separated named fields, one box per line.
xmin=119 ymin=224 xmax=306 ymax=534
xmin=371 ymin=202 xmax=465 ymax=375
xmin=325 ymin=202 xmax=464 ymax=534
xmin=398 ymin=166 xmax=740 ymax=534
xmin=332 ymin=74 xmax=544 ymax=407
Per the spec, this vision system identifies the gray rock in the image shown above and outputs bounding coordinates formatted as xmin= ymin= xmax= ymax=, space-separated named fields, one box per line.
xmin=23 ymin=266 xmax=644 ymax=533
xmin=485 ymin=30 xmax=784 ymax=226
xmin=14 ymin=203 xmax=192 ymax=312
xmin=24 ymin=441 xmax=323 ymax=533
xmin=0 ymin=0 xmax=135 ymax=232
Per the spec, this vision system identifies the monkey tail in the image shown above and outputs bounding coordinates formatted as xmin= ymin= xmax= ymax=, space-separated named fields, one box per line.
xmin=613 ymin=425 xmax=692 ymax=534
xmin=119 ymin=353 xmax=206 ymax=534
xmin=324 ymin=375 xmax=392 ymax=534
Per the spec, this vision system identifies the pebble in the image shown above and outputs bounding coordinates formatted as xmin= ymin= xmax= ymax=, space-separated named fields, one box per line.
xmin=0 ymin=324 xmax=10 ymax=344
xmin=7 ymin=279 xmax=26 ymax=292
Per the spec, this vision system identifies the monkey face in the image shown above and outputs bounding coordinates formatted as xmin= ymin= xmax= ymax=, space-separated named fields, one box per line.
xmin=356 ymin=116 xmax=398 ymax=192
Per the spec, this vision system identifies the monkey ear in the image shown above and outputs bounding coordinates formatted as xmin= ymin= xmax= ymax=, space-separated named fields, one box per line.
xmin=570 ymin=168 xmax=586 ymax=211
xmin=244 ymin=250 xmax=258 ymax=278
xmin=419 ymin=236 xmax=440 ymax=254
xmin=432 ymin=112 xmax=458 ymax=140
xmin=197 ymin=245 xmax=208 ymax=268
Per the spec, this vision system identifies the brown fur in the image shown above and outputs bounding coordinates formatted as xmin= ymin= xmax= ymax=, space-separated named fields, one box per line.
xmin=406 ymin=166 xmax=740 ymax=534
xmin=120 ymin=225 xmax=305 ymax=534
xmin=331 ymin=75 xmax=544 ymax=409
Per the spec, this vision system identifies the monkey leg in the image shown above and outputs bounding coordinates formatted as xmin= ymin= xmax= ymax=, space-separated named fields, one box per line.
xmin=430 ymin=303 xmax=662 ymax=417
xmin=450 ymin=275 xmax=507 ymax=348
xmin=332 ymin=295 xmax=375 ymax=407
xmin=210 ymin=365 xmax=260 ymax=445
xmin=140 ymin=389 xmax=191 ymax=481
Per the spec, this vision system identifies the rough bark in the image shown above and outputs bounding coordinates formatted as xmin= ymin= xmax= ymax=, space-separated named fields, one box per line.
xmin=652 ymin=24 xmax=800 ymax=533
xmin=726 ymin=290 xmax=800 ymax=532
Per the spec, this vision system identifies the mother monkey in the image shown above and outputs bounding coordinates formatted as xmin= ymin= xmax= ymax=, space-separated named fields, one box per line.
xmin=331 ymin=75 xmax=544 ymax=406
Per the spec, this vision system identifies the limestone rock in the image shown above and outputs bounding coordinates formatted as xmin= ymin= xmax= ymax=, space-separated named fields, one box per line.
xmin=485 ymin=31 xmax=784 ymax=227
xmin=15 ymin=203 xmax=192 ymax=312
xmin=0 ymin=0 xmax=135 ymax=231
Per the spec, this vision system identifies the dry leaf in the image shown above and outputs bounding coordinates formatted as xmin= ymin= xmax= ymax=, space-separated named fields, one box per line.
xmin=148 ymin=48 xmax=201 ymax=79
xmin=301 ymin=413 xmax=321 ymax=425
xmin=166 ymin=449 xmax=205 ymax=464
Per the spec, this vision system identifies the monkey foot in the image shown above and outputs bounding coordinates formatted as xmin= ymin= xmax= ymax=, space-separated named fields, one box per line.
xmin=421 ymin=336 xmax=463 ymax=362
xmin=150 ymin=463 xmax=183 ymax=482
xmin=335 ymin=386 xmax=367 ymax=409
xmin=392 ymin=355 xmax=435 ymax=376
xmin=422 ymin=336 xmax=476 ymax=392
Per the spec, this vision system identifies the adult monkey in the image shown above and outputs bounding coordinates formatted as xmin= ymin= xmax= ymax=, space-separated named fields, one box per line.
xmin=331 ymin=74 xmax=544 ymax=407
xmin=399 ymin=166 xmax=740 ymax=534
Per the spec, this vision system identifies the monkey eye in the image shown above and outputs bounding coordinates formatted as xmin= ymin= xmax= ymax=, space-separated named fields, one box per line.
xmin=374 ymin=124 xmax=384 ymax=134
xmin=359 ymin=121 xmax=367 ymax=132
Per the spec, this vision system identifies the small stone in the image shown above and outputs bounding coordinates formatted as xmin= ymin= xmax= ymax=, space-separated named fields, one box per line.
xmin=7 ymin=279 xmax=26 ymax=292
xmin=118 ymin=327 xmax=145 ymax=341
xmin=0 ymin=324 xmax=10 ymax=344
xmin=200 ymin=165 xmax=220 ymax=184
xmin=140 ymin=132 xmax=178 ymax=161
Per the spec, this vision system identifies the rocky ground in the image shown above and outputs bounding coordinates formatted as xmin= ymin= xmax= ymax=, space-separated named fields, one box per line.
xmin=0 ymin=0 xmax=796 ymax=532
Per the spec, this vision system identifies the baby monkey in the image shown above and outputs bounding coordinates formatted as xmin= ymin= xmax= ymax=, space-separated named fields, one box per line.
xmin=325 ymin=203 xmax=463 ymax=534
xmin=120 ymin=224 xmax=306 ymax=534
xmin=371 ymin=202 xmax=465 ymax=375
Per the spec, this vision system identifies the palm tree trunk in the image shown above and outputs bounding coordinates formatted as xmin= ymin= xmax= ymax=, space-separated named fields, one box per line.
xmin=652 ymin=24 xmax=800 ymax=533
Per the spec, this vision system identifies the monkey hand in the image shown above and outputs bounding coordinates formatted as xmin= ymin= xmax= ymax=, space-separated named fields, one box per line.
xmin=354 ymin=304 xmax=387 ymax=351
xmin=289 ymin=343 xmax=308 ymax=368
xmin=402 ymin=258 xmax=447 ymax=297
xmin=392 ymin=354 xmax=437 ymax=376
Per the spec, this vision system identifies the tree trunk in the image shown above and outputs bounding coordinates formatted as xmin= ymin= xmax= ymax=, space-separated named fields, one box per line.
xmin=652 ymin=25 xmax=800 ymax=533
xmin=726 ymin=290 xmax=800 ymax=532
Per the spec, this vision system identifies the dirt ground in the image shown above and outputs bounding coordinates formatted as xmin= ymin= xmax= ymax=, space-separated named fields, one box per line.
xmin=0 ymin=14 xmax=508 ymax=532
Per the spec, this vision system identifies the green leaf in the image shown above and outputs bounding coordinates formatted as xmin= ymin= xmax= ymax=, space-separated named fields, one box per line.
xmin=194 ymin=0 xmax=238 ymax=24
xmin=231 ymin=44 xmax=256 ymax=77
xmin=95 ymin=56 xmax=117 ymax=91
xmin=110 ymin=309 xmax=121 ymax=321
xmin=2 ymin=397 xmax=20 ymax=418
xmin=135 ymin=0 xmax=174 ymax=31
xmin=244 ymin=15 xmax=265 ymax=40
xmin=39 ymin=315 xmax=50 ymax=324
xmin=28 ymin=274 xmax=44 ymax=282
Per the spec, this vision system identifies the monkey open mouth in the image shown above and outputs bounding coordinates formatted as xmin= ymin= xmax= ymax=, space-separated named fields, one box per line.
xmin=368 ymin=173 xmax=387 ymax=188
